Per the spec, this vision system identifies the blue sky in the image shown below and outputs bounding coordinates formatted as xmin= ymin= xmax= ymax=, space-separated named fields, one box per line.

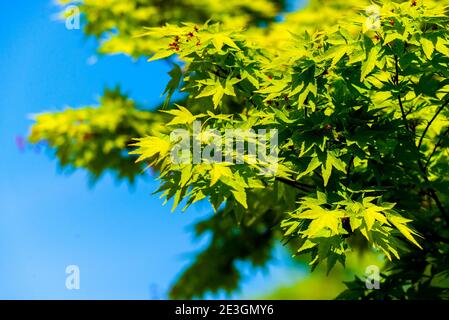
xmin=0 ymin=1 xmax=306 ymax=299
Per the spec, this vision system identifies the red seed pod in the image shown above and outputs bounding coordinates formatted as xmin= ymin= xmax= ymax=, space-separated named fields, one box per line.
xmin=324 ymin=124 xmax=333 ymax=131
xmin=83 ymin=133 xmax=93 ymax=141
xmin=389 ymin=19 xmax=395 ymax=26
xmin=411 ymin=0 xmax=417 ymax=7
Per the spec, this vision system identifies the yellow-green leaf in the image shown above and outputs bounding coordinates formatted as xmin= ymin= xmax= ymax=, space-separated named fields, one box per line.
xmin=436 ymin=38 xmax=449 ymax=57
xmin=361 ymin=47 xmax=379 ymax=81
xmin=420 ymin=37 xmax=434 ymax=60
xmin=148 ymin=50 xmax=175 ymax=62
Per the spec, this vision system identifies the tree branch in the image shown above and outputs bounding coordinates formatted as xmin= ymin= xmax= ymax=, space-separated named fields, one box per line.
xmin=424 ymin=127 xmax=449 ymax=170
xmin=275 ymin=176 xmax=313 ymax=193
xmin=394 ymin=55 xmax=409 ymax=131
xmin=418 ymin=100 xmax=449 ymax=150
xmin=346 ymin=155 xmax=355 ymax=183
xmin=417 ymin=159 xmax=449 ymax=227
xmin=394 ymin=55 xmax=449 ymax=227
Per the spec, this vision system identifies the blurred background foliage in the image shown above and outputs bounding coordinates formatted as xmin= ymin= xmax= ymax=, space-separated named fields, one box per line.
xmin=265 ymin=252 xmax=382 ymax=299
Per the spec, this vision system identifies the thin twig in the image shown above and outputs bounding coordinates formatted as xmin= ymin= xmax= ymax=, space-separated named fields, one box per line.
xmin=417 ymin=159 xmax=449 ymax=226
xmin=424 ymin=127 xmax=449 ymax=170
xmin=275 ymin=176 xmax=313 ymax=193
xmin=394 ymin=55 xmax=409 ymax=131
xmin=346 ymin=155 xmax=355 ymax=183
xmin=394 ymin=55 xmax=449 ymax=227
xmin=418 ymin=100 xmax=449 ymax=150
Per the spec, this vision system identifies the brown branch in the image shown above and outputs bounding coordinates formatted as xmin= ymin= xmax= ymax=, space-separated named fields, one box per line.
xmin=275 ymin=176 xmax=313 ymax=193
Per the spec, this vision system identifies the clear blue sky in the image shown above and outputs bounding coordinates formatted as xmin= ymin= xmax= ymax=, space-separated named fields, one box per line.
xmin=0 ymin=1 xmax=306 ymax=299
